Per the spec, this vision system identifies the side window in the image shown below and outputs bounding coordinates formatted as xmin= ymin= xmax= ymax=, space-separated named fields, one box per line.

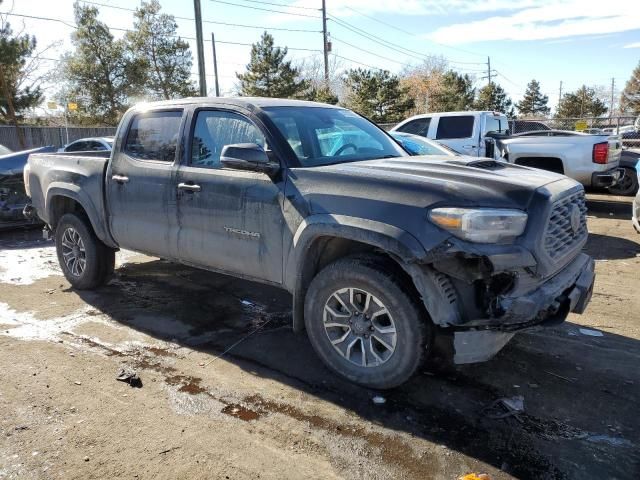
xmin=66 ymin=141 xmax=87 ymax=152
xmin=124 ymin=110 xmax=182 ymax=162
xmin=397 ymin=118 xmax=431 ymax=137
xmin=484 ymin=117 xmax=501 ymax=135
xmin=86 ymin=141 xmax=107 ymax=151
xmin=191 ymin=110 xmax=265 ymax=169
xmin=436 ymin=116 xmax=475 ymax=139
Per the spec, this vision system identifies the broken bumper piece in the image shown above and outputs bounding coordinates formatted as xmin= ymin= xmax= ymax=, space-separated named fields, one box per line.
xmin=453 ymin=253 xmax=595 ymax=364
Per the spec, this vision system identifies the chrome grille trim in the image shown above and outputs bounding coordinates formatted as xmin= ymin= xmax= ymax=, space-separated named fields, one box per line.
xmin=544 ymin=190 xmax=588 ymax=261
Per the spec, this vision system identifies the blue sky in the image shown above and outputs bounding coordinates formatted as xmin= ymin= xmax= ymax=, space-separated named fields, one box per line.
xmin=5 ymin=0 xmax=640 ymax=111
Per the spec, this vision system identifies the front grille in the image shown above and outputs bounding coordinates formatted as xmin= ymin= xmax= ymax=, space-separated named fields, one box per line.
xmin=544 ymin=191 xmax=588 ymax=261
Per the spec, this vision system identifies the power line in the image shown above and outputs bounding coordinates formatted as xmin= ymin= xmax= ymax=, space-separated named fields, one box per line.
xmin=229 ymin=0 xmax=320 ymax=11
xmin=209 ymin=0 xmax=321 ymax=19
xmin=331 ymin=36 xmax=410 ymax=68
xmin=330 ymin=53 xmax=383 ymax=71
xmin=79 ymin=0 xmax=321 ymax=33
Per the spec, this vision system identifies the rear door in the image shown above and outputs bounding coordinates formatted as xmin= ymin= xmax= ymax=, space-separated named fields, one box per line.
xmin=175 ymin=107 xmax=285 ymax=284
xmin=106 ymin=109 xmax=185 ymax=258
xmin=433 ymin=115 xmax=479 ymax=156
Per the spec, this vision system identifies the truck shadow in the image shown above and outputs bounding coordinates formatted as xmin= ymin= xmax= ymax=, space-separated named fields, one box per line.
xmin=71 ymin=258 xmax=640 ymax=480
xmin=586 ymin=196 xmax=632 ymax=220
xmin=584 ymin=232 xmax=640 ymax=260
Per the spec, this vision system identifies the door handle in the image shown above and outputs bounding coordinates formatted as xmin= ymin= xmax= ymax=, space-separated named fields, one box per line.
xmin=177 ymin=182 xmax=201 ymax=193
xmin=112 ymin=174 xmax=129 ymax=183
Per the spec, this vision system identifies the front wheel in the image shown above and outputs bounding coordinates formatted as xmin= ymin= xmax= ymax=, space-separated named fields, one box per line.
xmin=55 ymin=213 xmax=115 ymax=290
xmin=304 ymin=255 xmax=430 ymax=389
xmin=607 ymin=167 xmax=639 ymax=196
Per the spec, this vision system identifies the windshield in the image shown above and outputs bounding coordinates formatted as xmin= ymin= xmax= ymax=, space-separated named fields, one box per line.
xmin=263 ymin=106 xmax=407 ymax=167
xmin=390 ymin=132 xmax=458 ymax=156
xmin=0 ymin=144 xmax=12 ymax=156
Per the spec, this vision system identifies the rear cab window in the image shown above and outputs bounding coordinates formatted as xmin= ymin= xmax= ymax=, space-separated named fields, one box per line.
xmin=123 ymin=110 xmax=183 ymax=162
xmin=435 ymin=116 xmax=475 ymax=139
xmin=396 ymin=117 xmax=431 ymax=137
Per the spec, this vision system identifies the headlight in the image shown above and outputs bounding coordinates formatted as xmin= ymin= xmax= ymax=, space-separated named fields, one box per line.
xmin=429 ymin=208 xmax=527 ymax=243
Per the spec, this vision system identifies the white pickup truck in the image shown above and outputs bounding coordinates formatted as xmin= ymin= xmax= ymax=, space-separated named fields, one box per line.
xmin=392 ymin=111 xmax=623 ymax=189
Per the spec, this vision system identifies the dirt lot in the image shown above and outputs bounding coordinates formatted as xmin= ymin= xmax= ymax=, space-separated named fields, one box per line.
xmin=1 ymin=192 xmax=639 ymax=480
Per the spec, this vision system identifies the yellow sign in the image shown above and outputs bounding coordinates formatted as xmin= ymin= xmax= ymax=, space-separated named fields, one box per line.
xmin=47 ymin=101 xmax=57 ymax=109
xmin=67 ymin=103 xmax=78 ymax=111
xmin=575 ymin=120 xmax=588 ymax=131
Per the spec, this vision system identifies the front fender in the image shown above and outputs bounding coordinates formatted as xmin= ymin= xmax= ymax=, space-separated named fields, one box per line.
xmin=46 ymin=183 xmax=116 ymax=248
xmin=286 ymin=214 xmax=426 ymax=331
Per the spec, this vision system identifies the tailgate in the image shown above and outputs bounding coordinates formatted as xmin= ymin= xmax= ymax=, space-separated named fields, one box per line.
xmin=607 ymin=135 xmax=622 ymax=166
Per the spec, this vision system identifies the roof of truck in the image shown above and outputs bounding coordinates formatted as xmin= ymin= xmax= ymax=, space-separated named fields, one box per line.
xmin=131 ymin=97 xmax=343 ymax=110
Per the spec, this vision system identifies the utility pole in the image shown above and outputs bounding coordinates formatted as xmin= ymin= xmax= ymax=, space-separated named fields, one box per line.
xmin=609 ymin=77 xmax=615 ymax=118
xmin=487 ymin=56 xmax=491 ymax=86
xmin=321 ymin=0 xmax=329 ymax=86
xmin=193 ymin=0 xmax=207 ymax=96
xmin=558 ymin=80 xmax=563 ymax=103
xmin=211 ymin=33 xmax=220 ymax=97
xmin=0 ymin=63 xmax=26 ymax=149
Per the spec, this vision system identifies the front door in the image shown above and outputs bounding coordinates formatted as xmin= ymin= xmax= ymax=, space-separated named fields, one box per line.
xmin=106 ymin=109 xmax=184 ymax=258
xmin=176 ymin=108 xmax=285 ymax=284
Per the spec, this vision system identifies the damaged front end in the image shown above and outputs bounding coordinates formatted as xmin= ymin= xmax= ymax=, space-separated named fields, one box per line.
xmin=405 ymin=187 xmax=595 ymax=364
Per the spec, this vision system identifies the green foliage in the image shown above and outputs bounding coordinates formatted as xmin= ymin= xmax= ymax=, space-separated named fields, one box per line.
xmin=303 ymin=85 xmax=339 ymax=105
xmin=127 ymin=0 xmax=197 ymax=100
xmin=342 ymin=68 xmax=414 ymax=123
xmin=620 ymin=61 xmax=640 ymax=115
xmin=0 ymin=18 xmax=43 ymax=122
xmin=236 ymin=32 xmax=309 ymax=98
xmin=63 ymin=2 xmax=139 ymax=124
xmin=556 ymin=85 xmax=608 ymax=118
xmin=516 ymin=79 xmax=550 ymax=117
xmin=428 ymin=71 xmax=475 ymax=112
xmin=474 ymin=82 xmax=513 ymax=115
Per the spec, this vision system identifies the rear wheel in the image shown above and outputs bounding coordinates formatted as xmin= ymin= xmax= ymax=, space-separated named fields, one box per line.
xmin=55 ymin=213 xmax=115 ymax=290
xmin=305 ymin=255 xmax=430 ymax=389
xmin=607 ymin=167 xmax=639 ymax=196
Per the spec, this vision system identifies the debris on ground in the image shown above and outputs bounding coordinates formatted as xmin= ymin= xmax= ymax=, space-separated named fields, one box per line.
xmin=579 ymin=328 xmax=604 ymax=337
xmin=116 ymin=366 xmax=143 ymax=388
xmin=481 ymin=396 xmax=524 ymax=419
xmin=459 ymin=473 xmax=491 ymax=480
xmin=372 ymin=395 xmax=386 ymax=405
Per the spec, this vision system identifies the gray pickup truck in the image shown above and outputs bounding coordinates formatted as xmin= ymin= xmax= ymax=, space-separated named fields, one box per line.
xmin=24 ymin=98 xmax=595 ymax=388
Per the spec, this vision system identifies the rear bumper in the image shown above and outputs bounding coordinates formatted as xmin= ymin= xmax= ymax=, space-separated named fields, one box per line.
xmin=591 ymin=167 xmax=622 ymax=188
xmin=453 ymin=253 xmax=595 ymax=364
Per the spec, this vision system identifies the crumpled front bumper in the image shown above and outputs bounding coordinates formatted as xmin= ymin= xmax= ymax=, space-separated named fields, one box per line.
xmin=453 ymin=253 xmax=595 ymax=364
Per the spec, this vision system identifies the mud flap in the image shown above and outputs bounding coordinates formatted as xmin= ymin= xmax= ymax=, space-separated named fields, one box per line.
xmin=453 ymin=330 xmax=515 ymax=364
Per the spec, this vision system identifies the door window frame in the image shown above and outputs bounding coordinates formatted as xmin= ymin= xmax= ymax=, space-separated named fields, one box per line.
xmin=434 ymin=115 xmax=476 ymax=140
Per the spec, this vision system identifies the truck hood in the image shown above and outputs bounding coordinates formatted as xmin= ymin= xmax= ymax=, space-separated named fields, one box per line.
xmin=291 ymin=156 xmax=570 ymax=214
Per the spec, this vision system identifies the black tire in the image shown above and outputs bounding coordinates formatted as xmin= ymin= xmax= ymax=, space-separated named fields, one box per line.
xmin=607 ymin=167 xmax=639 ymax=196
xmin=304 ymin=255 xmax=430 ymax=389
xmin=55 ymin=213 xmax=115 ymax=290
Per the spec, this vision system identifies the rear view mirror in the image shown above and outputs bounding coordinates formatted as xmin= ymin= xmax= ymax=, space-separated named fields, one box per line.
xmin=220 ymin=143 xmax=278 ymax=174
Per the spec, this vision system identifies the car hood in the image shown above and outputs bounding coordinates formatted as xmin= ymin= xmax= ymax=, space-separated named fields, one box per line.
xmin=290 ymin=156 xmax=570 ymax=214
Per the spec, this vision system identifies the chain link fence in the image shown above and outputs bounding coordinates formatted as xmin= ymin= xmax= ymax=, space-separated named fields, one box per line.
xmin=0 ymin=126 xmax=117 ymax=152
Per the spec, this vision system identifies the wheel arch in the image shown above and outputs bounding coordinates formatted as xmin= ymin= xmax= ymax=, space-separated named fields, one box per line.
xmin=287 ymin=215 xmax=427 ymax=332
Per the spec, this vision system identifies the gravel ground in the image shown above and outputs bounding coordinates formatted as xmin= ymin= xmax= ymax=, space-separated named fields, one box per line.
xmin=0 ymin=192 xmax=638 ymax=480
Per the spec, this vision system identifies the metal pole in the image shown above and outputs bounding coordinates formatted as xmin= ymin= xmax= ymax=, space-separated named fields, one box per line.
xmin=609 ymin=77 xmax=615 ymax=119
xmin=487 ymin=56 xmax=491 ymax=86
xmin=193 ymin=0 xmax=207 ymax=96
xmin=559 ymin=81 xmax=563 ymax=102
xmin=211 ymin=32 xmax=220 ymax=97
xmin=322 ymin=0 xmax=329 ymax=85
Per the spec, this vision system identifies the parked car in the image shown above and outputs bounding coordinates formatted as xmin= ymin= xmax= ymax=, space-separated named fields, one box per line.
xmin=58 ymin=137 xmax=114 ymax=153
xmin=633 ymin=180 xmax=640 ymax=233
xmin=393 ymin=111 xmax=623 ymax=189
xmin=25 ymin=98 xmax=595 ymax=389
xmin=608 ymin=148 xmax=640 ymax=195
xmin=0 ymin=146 xmax=55 ymax=229
xmin=389 ymin=131 xmax=459 ymax=156
xmin=582 ymin=128 xmax=605 ymax=135
xmin=509 ymin=119 xmax=551 ymax=134
xmin=621 ymin=126 xmax=640 ymax=147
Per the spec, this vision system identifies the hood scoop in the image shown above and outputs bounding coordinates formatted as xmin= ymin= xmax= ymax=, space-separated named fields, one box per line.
xmin=453 ymin=159 xmax=507 ymax=170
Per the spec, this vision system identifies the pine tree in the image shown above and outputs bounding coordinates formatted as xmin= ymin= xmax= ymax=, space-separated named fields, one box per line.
xmin=237 ymin=32 xmax=308 ymax=98
xmin=427 ymin=71 xmax=475 ymax=112
xmin=620 ymin=61 xmax=640 ymax=115
xmin=0 ymin=16 xmax=43 ymax=123
xmin=474 ymin=82 xmax=513 ymax=114
xmin=127 ymin=0 xmax=197 ymax=100
xmin=556 ymin=85 xmax=608 ymax=118
xmin=63 ymin=2 xmax=139 ymax=124
xmin=342 ymin=68 xmax=414 ymax=123
xmin=304 ymin=85 xmax=338 ymax=105
xmin=516 ymin=79 xmax=550 ymax=117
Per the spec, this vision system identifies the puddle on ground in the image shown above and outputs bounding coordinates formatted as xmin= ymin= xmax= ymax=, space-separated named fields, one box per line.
xmin=221 ymin=404 xmax=261 ymax=421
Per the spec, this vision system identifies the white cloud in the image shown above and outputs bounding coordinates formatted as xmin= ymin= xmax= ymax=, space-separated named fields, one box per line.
xmin=624 ymin=42 xmax=640 ymax=48
xmin=425 ymin=1 xmax=640 ymax=44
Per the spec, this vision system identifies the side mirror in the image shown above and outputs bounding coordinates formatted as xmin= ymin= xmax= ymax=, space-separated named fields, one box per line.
xmin=220 ymin=143 xmax=279 ymax=174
